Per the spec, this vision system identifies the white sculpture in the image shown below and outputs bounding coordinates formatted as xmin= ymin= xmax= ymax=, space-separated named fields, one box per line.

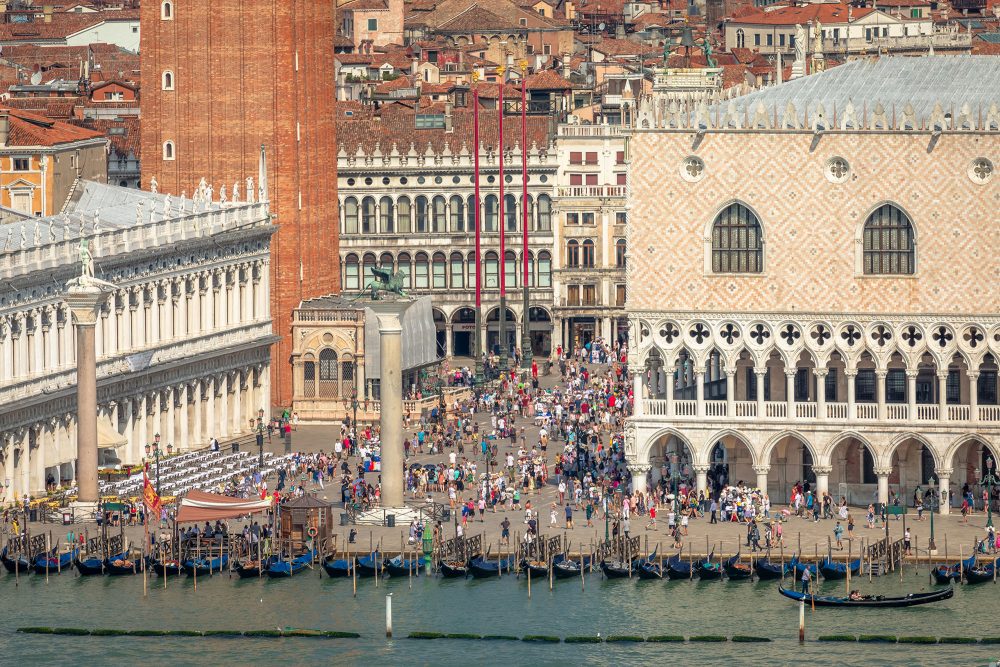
xmin=246 ymin=177 xmax=254 ymax=204
xmin=48 ymin=220 xmax=55 ymax=242
xmin=93 ymin=210 xmax=101 ymax=235
xmin=33 ymin=219 xmax=40 ymax=245
xmin=232 ymin=182 xmax=240 ymax=204
xmin=163 ymin=194 xmax=172 ymax=216
xmin=4 ymin=228 xmax=10 ymax=251
xmin=136 ymin=201 xmax=144 ymax=226
xmin=19 ymin=224 xmax=26 ymax=249
xmin=149 ymin=176 xmax=158 ymax=194
xmin=795 ymin=24 xmax=806 ymax=63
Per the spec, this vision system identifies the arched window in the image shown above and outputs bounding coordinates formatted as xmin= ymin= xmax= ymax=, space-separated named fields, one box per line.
xmin=566 ymin=239 xmax=580 ymax=267
xmin=524 ymin=194 xmax=534 ymax=230
xmin=397 ymin=252 xmax=412 ymax=288
xmin=415 ymin=196 xmax=429 ymax=233
xmin=162 ymin=140 xmax=175 ymax=160
xmin=450 ymin=195 xmax=464 ymax=232
xmin=303 ymin=358 xmax=315 ymax=397
xmin=432 ymin=252 xmax=447 ymax=288
xmin=319 ymin=349 xmax=339 ymax=397
xmin=504 ymin=193 xmax=518 ymax=232
xmin=343 ymin=197 xmax=359 ymax=234
xmin=162 ymin=70 xmax=174 ymax=90
xmin=526 ymin=251 xmax=535 ymax=287
xmin=711 ymin=202 xmax=763 ymax=273
xmin=538 ymin=251 xmax=551 ymax=287
xmin=484 ymin=251 xmax=499 ymax=288
xmin=467 ymin=251 xmax=476 ymax=288
xmin=161 ymin=0 xmax=173 ymax=19
xmin=537 ymin=194 xmax=552 ymax=231
xmin=362 ymin=253 xmax=376 ymax=283
xmin=863 ymin=204 xmax=915 ymax=275
xmin=582 ymin=239 xmax=595 ymax=268
xmin=504 ymin=250 xmax=517 ymax=288
xmin=379 ymin=196 xmax=394 ymax=233
xmin=466 ymin=195 xmax=476 ymax=232
xmin=414 ymin=252 xmax=429 ymax=288
xmin=397 ymin=196 xmax=411 ymax=233
xmin=615 ymin=239 xmax=626 ymax=267
xmin=736 ymin=28 xmax=745 ymax=48
xmin=361 ymin=196 xmax=376 ymax=233
xmin=484 ymin=195 xmax=498 ymax=232
xmin=379 ymin=252 xmax=394 ymax=272
xmin=450 ymin=251 xmax=464 ymax=288
xmin=344 ymin=254 xmax=360 ymax=290
xmin=432 ymin=195 xmax=446 ymax=233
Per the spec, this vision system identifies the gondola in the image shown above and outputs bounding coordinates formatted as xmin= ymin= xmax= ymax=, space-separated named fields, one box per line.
xmin=599 ymin=559 xmax=632 ymax=578
xmin=181 ymin=553 xmax=229 ymax=577
xmin=666 ymin=553 xmax=693 ymax=579
xmin=322 ymin=557 xmax=354 ymax=578
xmin=695 ymin=553 xmax=724 ymax=581
xmin=1 ymin=546 xmax=31 ymax=574
xmin=32 ymin=547 xmax=79 ymax=574
xmin=792 ymin=558 xmax=817 ymax=578
xmin=235 ymin=556 xmax=275 ymax=579
xmin=355 ymin=552 xmax=384 ymax=577
xmin=105 ymin=553 xmax=139 ymax=576
xmin=818 ymin=558 xmax=861 ymax=581
xmin=439 ymin=560 xmax=469 ymax=578
xmin=932 ymin=555 xmax=976 ymax=585
xmin=779 ymin=585 xmax=954 ymax=608
xmin=964 ymin=563 xmax=996 ymax=585
xmin=149 ymin=557 xmax=182 ymax=577
xmin=385 ymin=555 xmax=422 ymax=577
xmin=266 ymin=550 xmax=316 ymax=578
xmin=553 ymin=556 xmax=591 ymax=579
xmin=754 ymin=558 xmax=792 ymax=580
xmin=468 ymin=557 xmax=510 ymax=578
xmin=637 ymin=560 xmax=665 ymax=580
xmin=723 ymin=554 xmax=753 ymax=581
xmin=74 ymin=555 xmax=107 ymax=576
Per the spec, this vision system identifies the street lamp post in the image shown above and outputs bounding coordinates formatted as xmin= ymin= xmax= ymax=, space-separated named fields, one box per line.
xmin=153 ymin=432 xmax=161 ymax=496
xmin=927 ymin=474 xmax=937 ymax=552
xmin=670 ymin=453 xmax=680 ymax=516
xmin=979 ymin=456 xmax=998 ymax=530
xmin=256 ymin=407 xmax=265 ymax=468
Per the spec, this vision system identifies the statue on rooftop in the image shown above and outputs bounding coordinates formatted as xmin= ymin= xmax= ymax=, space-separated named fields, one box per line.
xmin=79 ymin=237 xmax=94 ymax=280
xmin=232 ymin=182 xmax=240 ymax=204
xmin=355 ymin=265 xmax=409 ymax=301
xmin=701 ymin=37 xmax=717 ymax=68
xmin=32 ymin=219 xmax=40 ymax=246
xmin=795 ymin=24 xmax=806 ymax=63
xmin=149 ymin=176 xmax=158 ymax=194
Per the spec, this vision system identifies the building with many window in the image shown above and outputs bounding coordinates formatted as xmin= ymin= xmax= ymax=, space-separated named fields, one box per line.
xmin=624 ymin=57 xmax=1000 ymax=512
xmin=336 ymin=104 xmax=557 ymax=361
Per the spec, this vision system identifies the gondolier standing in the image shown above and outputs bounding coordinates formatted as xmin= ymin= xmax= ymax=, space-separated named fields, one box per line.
xmin=800 ymin=564 xmax=812 ymax=593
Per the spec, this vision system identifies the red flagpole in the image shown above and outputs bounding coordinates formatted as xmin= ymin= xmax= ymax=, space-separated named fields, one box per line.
xmin=497 ymin=64 xmax=508 ymax=372
xmin=520 ymin=61 xmax=531 ymax=369
xmin=473 ymin=74 xmax=484 ymax=386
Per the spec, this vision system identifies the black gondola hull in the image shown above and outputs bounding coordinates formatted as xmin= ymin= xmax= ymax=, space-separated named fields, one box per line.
xmin=322 ymin=559 xmax=354 ymax=578
xmin=74 ymin=557 xmax=105 ymax=576
xmin=779 ymin=585 xmax=954 ymax=607
xmin=439 ymin=562 xmax=468 ymax=578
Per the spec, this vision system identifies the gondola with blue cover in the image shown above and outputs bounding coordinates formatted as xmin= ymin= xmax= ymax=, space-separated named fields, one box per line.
xmin=74 ymin=554 xmax=107 ymax=576
xmin=439 ymin=560 xmax=469 ymax=578
xmin=469 ymin=557 xmax=511 ymax=578
xmin=105 ymin=552 xmax=139 ymax=576
xmin=355 ymin=552 xmax=384 ymax=577
xmin=33 ymin=547 xmax=78 ymax=574
xmin=695 ymin=553 xmax=725 ymax=580
xmin=553 ymin=555 xmax=591 ymax=579
xmin=666 ymin=552 xmax=693 ymax=579
xmin=322 ymin=557 xmax=353 ymax=578
xmin=235 ymin=555 xmax=275 ymax=578
xmin=754 ymin=557 xmax=792 ymax=580
xmin=723 ymin=553 xmax=753 ymax=580
xmin=266 ymin=550 xmax=316 ymax=578
xmin=964 ymin=561 xmax=996 ymax=584
xmin=181 ymin=553 xmax=229 ymax=577
xmin=818 ymin=558 xmax=861 ymax=580
xmin=386 ymin=555 xmax=422 ymax=577
xmin=932 ymin=555 xmax=976 ymax=584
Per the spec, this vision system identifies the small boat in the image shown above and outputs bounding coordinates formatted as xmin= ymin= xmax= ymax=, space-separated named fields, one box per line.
xmin=468 ymin=557 xmax=510 ymax=578
xmin=439 ymin=560 xmax=469 ymax=578
xmin=779 ymin=585 xmax=954 ymax=608
xmin=964 ymin=563 xmax=996 ymax=585
xmin=723 ymin=554 xmax=753 ymax=581
xmin=181 ymin=554 xmax=229 ymax=577
xmin=74 ymin=555 xmax=106 ymax=576
xmin=235 ymin=556 xmax=274 ymax=579
xmin=553 ymin=556 xmax=591 ymax=579
xmin=521 ymin=559 xmax=550 ymax=578
xmin=818 ymin=558 xmax=861 ymax=581
xmin=355 ymin=552 xmax=383 ymax=577
xmin=105 ymin=553 xmax=139 ymax=576
xmin=637 ymin=560 xmax=665 ymax=580
xmin=599 ymin=560 xmax=632 ymax=578
xmin=322 ymin=558 xmax=354 ymax=578
xmin=792 ymin=557 xmax=817 ymax=578
xmin=385 ymin=555 xmax=422 ymax=577
xmin=150 ymin=558 xmax=182 ymax=577
xmin=754 ymin=558 xmax=791 ymax=580
xmin=932 ymin=556 xmax=976 ymax=585
xmin=33 ymin=547 xmax=79 ymax=574
xmin=695 ymin=553 xmax=724 ymax=581
xmin=266 ymin=550 xmax=316 ymax=578
xmin=1 ymin=547 xmax=31 ymax=574
xmin=666 ymin=553 xmax=693 ymax=579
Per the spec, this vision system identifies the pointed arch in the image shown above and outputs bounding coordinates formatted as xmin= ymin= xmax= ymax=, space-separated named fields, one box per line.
xmin=638 ymin=426 xmax=700 ymax=466
xmin=761 ymin=429 xmax=818 ymax=465
xmin=704 ymin=428 xmax=760 ymax=467
xmin=943 ymin=433 xmax=1000 ymax=471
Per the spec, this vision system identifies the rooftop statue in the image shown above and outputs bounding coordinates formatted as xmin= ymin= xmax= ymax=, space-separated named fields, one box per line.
xmin=356 ymin=265 xmax=408 ymax=301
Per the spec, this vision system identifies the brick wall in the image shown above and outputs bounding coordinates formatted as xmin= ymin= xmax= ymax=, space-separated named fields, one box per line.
xmin=140 ymin=0 xmax=341 ymax=408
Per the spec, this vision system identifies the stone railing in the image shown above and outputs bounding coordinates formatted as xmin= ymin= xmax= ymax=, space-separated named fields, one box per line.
xmin=556 ymin=185 xmax=626 ymax=198
xmin=557 ymin=123 xmax=628 ymax=138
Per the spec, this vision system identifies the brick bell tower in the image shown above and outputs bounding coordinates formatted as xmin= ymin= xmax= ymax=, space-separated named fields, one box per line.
xmin=140 ymin=0 xmax=340 ymax=409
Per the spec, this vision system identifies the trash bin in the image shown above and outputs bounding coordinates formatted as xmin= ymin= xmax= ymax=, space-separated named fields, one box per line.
xmin=386 ymin=514 xmax=396 ymax=528
xmin=340 ymin=513 xmax=350 ymax=526
xmin=62 ymin=510 xmax=73 ymax=526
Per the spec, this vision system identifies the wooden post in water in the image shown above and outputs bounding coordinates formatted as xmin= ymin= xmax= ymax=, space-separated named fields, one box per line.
xmin=798 ymin=598 xmax=805 ymax=642
xmin=846 ymin=538 xmax=851 ymax=596
xmin=352 ymin=541 xmax=357 ymax=597
xmin=993 ymin=556 xmax=997 ymax=584
xmin=45 ymin=532 xmax=51 ymax=583
xmin=868 ymin=537 xmax=873 ymax=583
xmin=688 ymin=543 xmax=693 ymax=581
xmin=549 ymin=552 xmax=553 ymax=591
xmin=959 ymin=545 xmax=964 ymax=584
xmin=815 ymin=543 xmax=819 ymax=581
xmin=780 ymin=542 xmax=785 ymax=583
xmin=527 ymin=562 xmax=531 ymax=598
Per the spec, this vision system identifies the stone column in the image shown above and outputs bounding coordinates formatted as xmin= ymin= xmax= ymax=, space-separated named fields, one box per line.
xmin=629 ymin=463 xmax=650 ymax=493
xmin=935 ymin=468 xmax=952 ymax=515
xmin=812 ymin=465 xmax=832 ymax=498
xmin=694 ymin=369 xmax=705 ymax=417
xmin=179 ymin=384 xmax=189 ymax=451
xmin=693 ymin=464 xmax=710 ymax=496
xmin=65 ymin=283 xmax=110 ymax=506
xmin=632 ymin=369 xmax=643 ymax=416
xmin=369 ymin=302 xmax=413 ymax=509
xmin=138 ymin=394 xmax=147 ymax=462
xmin=17 ymin=427 xmax=30 ymax=498
xmin=875 ymin=369 xmax=887 ymax=421
xmin=219 ymin=373 xmax=229 ymax=437
xmin=814 ymin=368 xmax=828 ymax=420
xmin=754 ymin=367 xmax=766 ymax=417
xmin=725 ymin=368 xmax=736 ymax=419
xmin=906 ymin=370 xmax=917 ymax=421
xmin=875 ymin=466 xmax=892 ymax=505
xmin=753 ymin=464 xmax=770 ymax=495
xmin=785 ymin=371 xmax=796 ymax=418
xmin=232 ymin=372 xmax=242 ymax=433
xmin=193 ymin=382 xmax=203 ymax=445
xmin=166 ymin=386 xmax=176 ymax=450
xmin=937 ymin=371 xmax=948 ymax=421
xmin=150 ymin=284 xmax=160 ymax=346
xmin=968 ymin=372 xmax=979 ymax=423
xmin=845 ymin=369 xmax=857 ymax=420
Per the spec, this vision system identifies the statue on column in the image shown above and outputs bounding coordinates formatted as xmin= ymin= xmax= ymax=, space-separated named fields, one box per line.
xmin=79 ymin=237 xmax=95 ymax=280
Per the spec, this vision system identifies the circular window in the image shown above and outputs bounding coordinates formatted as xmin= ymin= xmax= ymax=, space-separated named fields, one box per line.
xmin=825 ymin=156 xmax=850 ymax=184
xmin=382 ymin=177 xmax=390 ymax=185
xmin=539 ymin=174 xmax=547 ymax=183
xmin=400 ymin=177 xmax=408 ymax=185
xmin=505 ymin=174 xmax=513 ymax=183
xmin=969 ymin=157 xmax=993 ymax=185
xmin=487 ymin=175 xmax=496 ymax=184
xmin=346 ymin=178 xmax=356 ymax=186
xmin=417 ymin=176 xmax=426 ymax=185
xmin=678 ymin=155 xmax=705 ymax=183
xmin=434 ymin=176 xmax=443 ymax=185
xmin=364 ymin=177 xmax=373 ymax=186
xmin=452 ymin=176 xmax=460 ymax=184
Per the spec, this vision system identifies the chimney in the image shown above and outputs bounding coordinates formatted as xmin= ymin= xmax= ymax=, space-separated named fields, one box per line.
xmin=0 ymin=110 xmax=9 ymax=147
xmin=561 ymin=52 xmax=570 ymax=78
xmin=444 ymin=101 xmax=453 ymax=132
xmin=43 ymin=5 xmax=53 ymax=22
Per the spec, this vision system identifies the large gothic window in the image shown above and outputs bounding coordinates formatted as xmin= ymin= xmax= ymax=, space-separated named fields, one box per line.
xmin=711 ymin=203 xmax=762 ymax=274
xmin=862 ymin=204 xmax=915 ymax=275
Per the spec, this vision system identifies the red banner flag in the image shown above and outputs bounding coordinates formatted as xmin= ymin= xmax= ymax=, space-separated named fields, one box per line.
xmin=143 ymin=472 xmax=161 ymax=518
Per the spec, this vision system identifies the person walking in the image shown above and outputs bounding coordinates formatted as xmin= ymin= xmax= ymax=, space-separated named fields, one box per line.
xmin=565 ymin=503 xmax=574 ymax=530
xmin=646 ymin=503 xmax=656 ymax=529
xmin=834 ymin=521 xmax=844 ymax=549
xmin=800 ymin=564 xmax=812 ymax=594
xmin=709 ymin=497 xmax=718 ymax=524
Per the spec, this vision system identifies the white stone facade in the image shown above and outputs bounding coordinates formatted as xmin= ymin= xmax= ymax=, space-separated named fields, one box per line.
xmin=0 ymin=182 xmax=275 ymax=500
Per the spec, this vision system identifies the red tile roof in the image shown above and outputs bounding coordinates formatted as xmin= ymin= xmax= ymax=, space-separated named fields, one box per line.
xmin=2 ymin=106 xmax=105 ymax=147
xmin=74 ymin=116 xmax=139 ymax=158
xmin=523 ymin=68 xmax=573 ymax=90
xmin=3 ymin=96 xmax=82 ymax=119
xmin=730 ymin=3 xmax=875 ymax=25
xmin=340 ymin=0 xmax=390 ymax=9
xmin=0 ymin=10 xmax=139 ymax=43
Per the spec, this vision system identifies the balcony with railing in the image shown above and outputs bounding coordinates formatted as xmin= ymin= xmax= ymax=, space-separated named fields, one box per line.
xmin=556 ymin=185 xmax=626 ymax=198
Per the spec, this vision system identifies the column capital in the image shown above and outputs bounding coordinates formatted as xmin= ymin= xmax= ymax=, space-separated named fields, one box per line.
xmin=753 ymin=366 xmax=768 ymax=376
xmin=627 ymin=463 xmax=651 ymax=475
xmin=692 ymin=368 xmax=705 ymax=377
xmin=724 ymin=367 xmax=737 ymax=377
xmin=874 ymin=466 xmax=893 ymax=477
xmin=785 ymin=370 xmax=797 ymax=379
xmin=692 ymin=464 xmax=711 ymax=474
xmin=843 ymin=368 xmax=858 ymax=378
xmin=812 ymin=368 xmax=829 ymax=378
xmin=967 ymin=371 xmax=980 ymax=380
xmin=933 ymin=468 xmax=953 ymax=477
xmin=811 ymin=465 xmax=833 ymax=475
xmin=905 ymin=369 xmax=919 ymax=379
xmin=752 ymin=464 xmax=771 ymax=475
xmin=936 ymin=371 xmax=950 ymax=381
xmin=874 ymin=369 xmax=888 ymax=378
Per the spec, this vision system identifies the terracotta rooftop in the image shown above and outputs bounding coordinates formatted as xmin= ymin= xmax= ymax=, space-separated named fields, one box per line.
xmin=75 ymin=116 xmax=139 ymax=158
xmin=2 ymin=107 xmax=105 ymax=147
xmin=340 ymin=0 xmax=390 ymax=9
xmin=0 ymin=10 xmax=139 ymax=43
xmin=523 ymin=68 xmax=573 ymax=90
xmin=3 ymin=96 xmax=82 ymax=119
xmin=730 ymin=3 xmax=875 ymax=26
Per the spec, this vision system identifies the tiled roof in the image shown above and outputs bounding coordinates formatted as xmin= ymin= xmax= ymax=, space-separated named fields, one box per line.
xmin=523 ymin=68 xmax=573 ymax=90
xmin=0 ymin=10 xmax=139 ymax=42
xmin=730 ymin=3 xmax=875 ymax=26
xmin=438 ymin=5 xmax=518 ymax=31
xmin=340 ymin=0 xmax=389 ymax=9
xmin=3 ymin=96 xmax=83 ymax=119
xmin=336 ymin=107 xmax=554 ymax=155
xmin=415 ymin=0 xmax=563 ymax=30
xmin=2 ymin=106 xmax=105 ymax=147
xmin=75 ymin=116 xmax=139 ymax=158
xmin=873 ymin=0 xmax=930 ymax=6
xmin=590 ymin=37 xmax=660 ymax=57
xmin=336 ymin=54 xmax=374 ymax=65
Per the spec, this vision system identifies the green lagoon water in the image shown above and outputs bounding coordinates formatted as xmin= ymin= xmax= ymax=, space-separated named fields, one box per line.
xmin=4 ymin=565 xmax=999 ymax=666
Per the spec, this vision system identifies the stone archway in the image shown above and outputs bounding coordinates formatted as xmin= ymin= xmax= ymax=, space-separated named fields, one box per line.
xmin=824 ymin=431 xmax=885 ymax=505
xmin=764 ymin=430 xmax=819 ymax=503
xmin=704 ymin=428 xmax=758 ymax=495
xmin=634 ymin=426 xmax=699 ymax=495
